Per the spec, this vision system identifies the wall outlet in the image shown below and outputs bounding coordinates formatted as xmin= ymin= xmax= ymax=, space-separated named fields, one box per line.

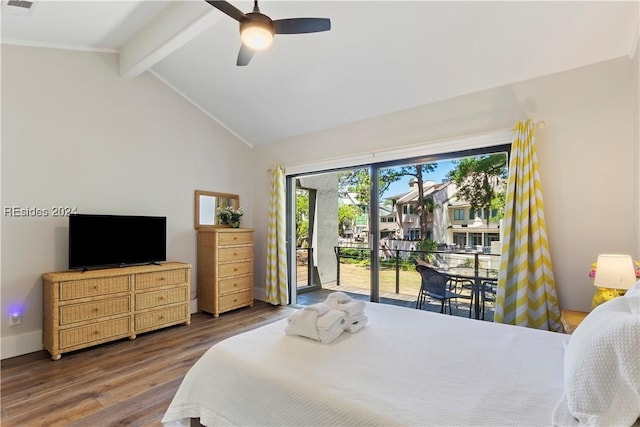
xmin=9 ymin=313 xmax=22 ymax=326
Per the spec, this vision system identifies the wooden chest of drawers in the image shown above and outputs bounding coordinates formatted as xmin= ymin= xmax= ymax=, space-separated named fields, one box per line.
xmin=197 ymin=228 xmax=254 ymax=317
xmin=42 ymin=262 xmax=191 ymax=360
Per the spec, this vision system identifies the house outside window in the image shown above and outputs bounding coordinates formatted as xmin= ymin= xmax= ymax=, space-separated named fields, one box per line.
xmin=452 ymin=233 xmax=466 ymax=247
xmin=468 ymin=232 xmax=483 ymax=246
xmin=453 ymin=209 xmax=465 ymax=221
xmin=408 ymin=228 xmax=421 ymax=240
xmin=403 ymin=204 xmax=418 ymax=215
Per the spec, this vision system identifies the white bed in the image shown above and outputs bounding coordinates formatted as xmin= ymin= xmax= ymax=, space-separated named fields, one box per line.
xmin=162 ymin=296 xmax=640 ymax=427
xmin=164 ymin=302 xmax=566 ymax=426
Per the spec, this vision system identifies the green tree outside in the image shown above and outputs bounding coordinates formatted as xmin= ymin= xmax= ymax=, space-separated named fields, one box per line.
xmin=447 ymin=154 xmax=508 ymax=227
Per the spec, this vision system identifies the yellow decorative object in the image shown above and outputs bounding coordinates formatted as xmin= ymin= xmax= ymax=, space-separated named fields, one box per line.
xmin=590 ymin=254 xmax=638 ymax=308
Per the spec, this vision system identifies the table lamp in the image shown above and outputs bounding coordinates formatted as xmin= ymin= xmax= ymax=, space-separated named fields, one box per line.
xmin=592 ymin=254 xmax=636 ymax=308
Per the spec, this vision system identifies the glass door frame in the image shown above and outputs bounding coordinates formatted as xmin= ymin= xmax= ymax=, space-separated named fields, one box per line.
xmin=285 ymin=144 xmax=511 ymax=306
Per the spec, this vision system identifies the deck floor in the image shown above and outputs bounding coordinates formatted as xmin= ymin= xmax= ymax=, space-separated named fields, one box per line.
xmin=297 ymin=284 xmax=495 ymax=321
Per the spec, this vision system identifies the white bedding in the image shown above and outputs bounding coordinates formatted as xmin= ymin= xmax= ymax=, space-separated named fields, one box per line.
xmin=162 ymin=302 xmax=567 ymax=427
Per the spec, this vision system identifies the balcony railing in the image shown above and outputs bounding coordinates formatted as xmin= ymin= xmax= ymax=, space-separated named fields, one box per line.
xmin=334 ymin=246 xmax=500 ymax=320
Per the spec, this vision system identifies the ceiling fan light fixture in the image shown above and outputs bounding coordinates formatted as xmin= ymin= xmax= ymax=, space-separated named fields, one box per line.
xmin=240 ymin=21 xmax=274 ymax=50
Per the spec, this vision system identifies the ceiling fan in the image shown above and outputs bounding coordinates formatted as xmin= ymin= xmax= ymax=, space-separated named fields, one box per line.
xmin=205 ymin=0 xmax=331 ymax=66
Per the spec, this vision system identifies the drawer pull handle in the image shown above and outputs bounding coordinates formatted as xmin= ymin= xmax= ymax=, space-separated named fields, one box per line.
xmin=233 ymin=299 xmax=237 ymax=303
xmin=158 ymin=277 xmax=166 ymax=281
xmin=233 ymin=252 xmax=237 ymax=256
xmin=233 ymin=283 xmax=237 ymax=287
xmin=234 ymin=268 xmax=238 ymax=272
xmin=233 ymin=237 xmax=237 ymax=240
xmin=94 ymin=330 xmax=100 ymax=335
xmin=94 ymin=308 xmax=101 ymax=312
xmin=94 ymin=285 xmax=100 ymax=291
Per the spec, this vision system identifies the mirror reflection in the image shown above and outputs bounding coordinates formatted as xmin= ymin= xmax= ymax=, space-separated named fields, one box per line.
xmin=194 ymin=190 xmax=240 ymax=229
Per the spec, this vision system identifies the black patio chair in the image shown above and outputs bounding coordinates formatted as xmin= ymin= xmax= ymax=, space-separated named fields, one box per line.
xmin=480 ymin=280 xmax=497 ymax=320
xmin=415 ymin=264 xmax=466 ymax=314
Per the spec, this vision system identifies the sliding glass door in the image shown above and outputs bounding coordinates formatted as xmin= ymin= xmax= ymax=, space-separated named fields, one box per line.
xmin=291 ymin=169 xmax=372 ymax=304
xmin=287 ymin=144 xmax=510 ymax=319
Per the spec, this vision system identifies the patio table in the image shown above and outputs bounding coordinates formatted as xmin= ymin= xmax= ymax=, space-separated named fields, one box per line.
xmin=439 ymin=266 xmax=498 ymax=320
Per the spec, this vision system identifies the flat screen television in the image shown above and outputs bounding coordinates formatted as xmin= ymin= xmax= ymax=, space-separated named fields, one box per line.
xmin=68 ymin=214 xmax=166 ymax=270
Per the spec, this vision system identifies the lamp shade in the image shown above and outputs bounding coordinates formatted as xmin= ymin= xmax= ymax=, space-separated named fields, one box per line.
xmin=593 ymin=254 xmax=636 ymax=290
xmin=240 ymin=21 xmax=274 ymax=50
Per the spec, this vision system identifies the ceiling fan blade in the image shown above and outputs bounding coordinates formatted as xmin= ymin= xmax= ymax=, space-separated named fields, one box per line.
xmin=205 ymin=0 xmax=246 ymax=22
xmin=273 ymin=18 xmax=331 ymax=34
xmin=237 ymin=43 xmax=255 ymax=66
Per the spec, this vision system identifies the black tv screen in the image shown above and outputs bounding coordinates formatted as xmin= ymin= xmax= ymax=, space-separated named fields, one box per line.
xmin=69 ymin=214 xmax=166 ymax=270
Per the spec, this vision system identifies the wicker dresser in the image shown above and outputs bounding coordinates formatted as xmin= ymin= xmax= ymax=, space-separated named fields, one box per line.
xmin=197 ymin=228 xmax=254 ymax=317
xmin=42 ymin=262 xmax=191 ymax=360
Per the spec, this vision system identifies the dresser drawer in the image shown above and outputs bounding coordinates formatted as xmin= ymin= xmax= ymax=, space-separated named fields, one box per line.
xmin=59 ymin=316 xmax=131 ymax=349
xmin=60 ymin=276 xmax=130 ymax=301
xmin=218 ymin=261 xmax=252 ymax=278
xmin=136 ymin=268 xmax=188 ymax=290
xmin=218 ymin=290 xmax=252 ymax=312
xmin=135 ymin=286 xmax=188 ymax=310
xmin=59 ymin=296 xmax=131 ymax=325
xmin=218 ymin=232 xmax=253 ymax=246
xmin=135 ymin=305 xmax=188 ymax=331
xmin=218 ymin=246 xmax=252 ymax=262
xmin=218 ymin=275 xmax=252 ymax=295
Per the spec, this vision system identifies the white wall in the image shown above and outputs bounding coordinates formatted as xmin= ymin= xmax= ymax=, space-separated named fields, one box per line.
xmin=252 ymin=55 xmax=638 ymax=313
xmin=1 ymin=46 xmax=252 ymax=358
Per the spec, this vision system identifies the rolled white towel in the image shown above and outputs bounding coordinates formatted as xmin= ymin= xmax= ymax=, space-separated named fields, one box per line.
xmin=325 ymin=292 xmax=366 ymax=316
xmin=344 ymin=315 xmax=368 ymax=334
xmin=338 ymin=301 xmax=366 ymax=317
xmin=325 ymin=291 xmax=351 ymax=305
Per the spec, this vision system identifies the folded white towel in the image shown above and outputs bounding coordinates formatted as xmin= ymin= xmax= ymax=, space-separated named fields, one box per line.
xmin=285 ymin=305 xmax=345 ymax=344
xmin=344 ymin=315 xmax=368 ymax=334
xmin=316 ymin=308 xmax=345 ymax=331
xmin=285 ymin=307 xmax=322 ymax=341
xmin=318 ymin=321 xmax=346 ymax=344
xmin=302 ymin=303 xmax=330 ymax=316
xmin=325 ymin=292 xmax=366 ymax=316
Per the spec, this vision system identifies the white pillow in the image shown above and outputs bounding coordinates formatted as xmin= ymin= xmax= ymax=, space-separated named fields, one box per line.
xmin=556 ymin=296 xmax=640 ymax=426
xmin=625 ymin=279 xmax=640 ymax=297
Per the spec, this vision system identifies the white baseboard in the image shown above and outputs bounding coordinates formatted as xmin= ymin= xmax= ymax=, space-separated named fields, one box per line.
xmin=1 ymin=329 xmax=43 ymax=360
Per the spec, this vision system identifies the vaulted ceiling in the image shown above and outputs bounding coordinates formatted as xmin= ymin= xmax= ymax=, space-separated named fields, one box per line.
xmin=2 ymin=1 xmax=638 ymax=147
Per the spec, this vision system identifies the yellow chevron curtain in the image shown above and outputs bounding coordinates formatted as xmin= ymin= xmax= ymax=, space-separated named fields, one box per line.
xmin=266 ymin=165 xmax=288 ymax=305
xmin=495 ymin=120 xmax=562 ymax=331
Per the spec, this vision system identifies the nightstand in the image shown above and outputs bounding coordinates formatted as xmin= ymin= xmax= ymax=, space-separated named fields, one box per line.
xmin=560 ymin=309 xmax=589 ymax=334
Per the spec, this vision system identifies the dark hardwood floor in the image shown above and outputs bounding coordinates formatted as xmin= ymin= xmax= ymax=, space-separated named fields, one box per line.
xmin=1 ymin=301 xmax=294 ymax=427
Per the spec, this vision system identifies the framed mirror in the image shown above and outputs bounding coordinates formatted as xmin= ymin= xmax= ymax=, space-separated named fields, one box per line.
xmin=194 ymin=190 xmax=240 ymax=229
